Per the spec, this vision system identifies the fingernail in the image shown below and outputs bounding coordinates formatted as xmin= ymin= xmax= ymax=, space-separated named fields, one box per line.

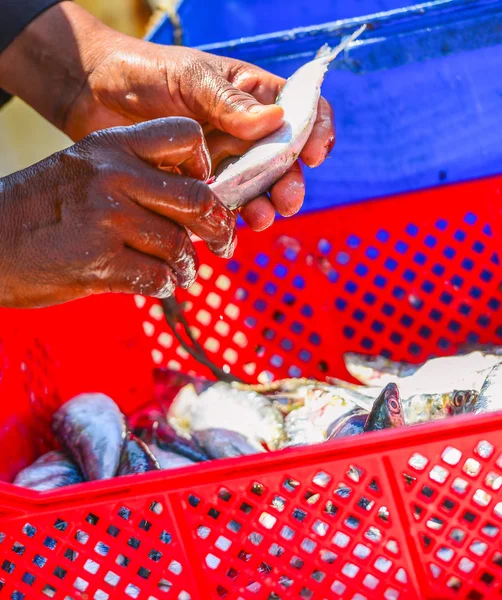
xmin=248 ymin=104 xmax=267 ymax=114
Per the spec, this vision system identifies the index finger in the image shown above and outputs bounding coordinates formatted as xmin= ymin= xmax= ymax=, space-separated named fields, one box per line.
xmin=300 ymin=97 xmax=335 ymax=168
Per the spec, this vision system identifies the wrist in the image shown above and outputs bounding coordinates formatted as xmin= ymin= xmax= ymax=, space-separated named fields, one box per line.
xmin=0 ymin=2 xmax=111 ymax=133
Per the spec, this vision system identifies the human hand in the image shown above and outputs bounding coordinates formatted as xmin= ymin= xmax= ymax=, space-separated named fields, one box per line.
xmin=0 ymin=118 xmax=235 ymax=308
xmin=0 ymin=3 xmax=335 ymax=231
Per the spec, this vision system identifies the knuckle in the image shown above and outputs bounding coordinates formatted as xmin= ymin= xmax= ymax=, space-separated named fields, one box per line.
xmin=149 ymin=268 xmax=176 ymax=299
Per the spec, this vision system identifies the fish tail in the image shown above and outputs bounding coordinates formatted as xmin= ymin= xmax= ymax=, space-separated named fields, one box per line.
xmin=316 ymin=23 xmax=367 ymax=64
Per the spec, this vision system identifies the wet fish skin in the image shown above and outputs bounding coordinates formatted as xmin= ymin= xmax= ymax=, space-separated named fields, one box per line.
xmin=117 ymin=433 xmax=160 ymax=476
xmin=283 ymin=407 xmax=327 ymax=448
xmin=326 ymin=408 xmax=368 ymax=439
xmin=343 ymin=352 xmax=420 ymax=387
xmin=53 ymin=393 xmax=126 ymax=481
xmin=403 ymin=389 xmax=478 ymax=424
xmin=192 ymin=429 xmax=266 ymax=459
xmin=209 ymin=25 xmax=366 ymax=209
xmin=364 ymin=383 xmax=405 ymax=432
xmin=176 ymin=382 xmax=285 ymax=450
xmin=131 ymin=408 xmax=209 ymax=462
xmin=475 ymin=363 xmax=502 ymax=414
xmin=14 ymin=451 xmax=84 ymax=491
xmin=148 ymin=444 xmax=195 ymax=470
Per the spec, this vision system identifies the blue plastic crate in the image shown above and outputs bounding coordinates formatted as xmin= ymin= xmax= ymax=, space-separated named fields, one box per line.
xmin=148 ymin=0 xmax=502 ymax=213
xmin=147 ymin=0 xmax=415 ymax=46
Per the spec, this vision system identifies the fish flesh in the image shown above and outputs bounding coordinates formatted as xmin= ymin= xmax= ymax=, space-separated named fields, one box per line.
xmin=283 ymin=406 xmax=328 ymax=447
xmin=53 ymin=393 xmax=126 ymax=481
xmin=474 ymin=362 xmax=502 ymax=414
xmin=209 ymin=25 xmax=367 ymax=209
xmin=192 ymin=429 xmax=266 ymax=459
xmin=131 ymin=408 xmax=209 ymax=462
xmin=148 ymin=444 xmax=196 ymax=470
xmin=117 ymin=433 xmax=160 ymax=476
xmin=364 ymin=383 xmax=405 ymax=432
xmin=326 ymin=407 xmax=368 ymax=439
xmin=169 ymin=382 xmax=285 ymax=450
xmin=13 ymin=451 xmax=83 ymax=491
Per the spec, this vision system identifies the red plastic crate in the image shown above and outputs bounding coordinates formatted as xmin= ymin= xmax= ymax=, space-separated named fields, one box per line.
xmin=1 ymin=175 xmax=502 ymax=599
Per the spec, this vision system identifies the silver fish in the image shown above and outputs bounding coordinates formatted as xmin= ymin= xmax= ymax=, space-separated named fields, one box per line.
xmin=475 ymin=362 xmax=502 ymax=414
xmin=403 ymin=390 xmax=478 ymax=425
xmin=209 ymin=25 xmax=367 ymax=209
xmin=53 ymin=393 xmax=126 ymax=481
xmin=148 ymin=444 xmax=196 ymax=470
xmin=170 ymin=383 xmax=285 ymax=450
xmin=192 ymin=429 xmax=266 ymax=459
xmin=13 ymin=451 xmax=83 ymax=491
xmin=283 ymin=406 xmax=327 ymax=448
xmin=117 ymin=433 xmax=160 ymax=476
xmin=326 ymin=407 xmax=368 ymax=439
xmin=343 ymin=352 xmax=420 ymax=387
xmin=364 ymin=383 xmax=405 ymax=432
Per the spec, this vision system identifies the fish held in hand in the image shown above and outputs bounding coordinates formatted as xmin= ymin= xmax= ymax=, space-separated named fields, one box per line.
xmin=192 ymin=429 xmax=266 ymax=459
xmin=364 ymin=383 xmax=405 ymax=432
xmin=13 ymin=451 xmax=83 ymax=491
xmin=117 ymin=433 xmax=160 ymax=476
xmin=53 ymin=393 xmax=126 ymax=481
xmin=209 ymin=25 xmax=366 ymax=209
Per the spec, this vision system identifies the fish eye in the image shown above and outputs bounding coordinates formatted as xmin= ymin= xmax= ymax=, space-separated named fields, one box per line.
xmin=388 ymin=399 xmax=399 ymax=412
xmin=454 ymin=393 xmax=464 ymax=406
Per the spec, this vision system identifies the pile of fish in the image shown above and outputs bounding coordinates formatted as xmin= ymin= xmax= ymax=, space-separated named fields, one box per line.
xmin=13 ymin=345 xmax=502 ymax=491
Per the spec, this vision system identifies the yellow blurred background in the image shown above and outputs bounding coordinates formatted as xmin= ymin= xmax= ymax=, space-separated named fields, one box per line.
xmin=0 ymin=0 xmax=154 ymax=176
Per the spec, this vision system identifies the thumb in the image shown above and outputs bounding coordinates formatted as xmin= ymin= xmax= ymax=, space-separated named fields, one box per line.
xmin=97 ymin=117 xmax=212 ymax=181
xmin=197 ymin=72 xmax=284 ymax=140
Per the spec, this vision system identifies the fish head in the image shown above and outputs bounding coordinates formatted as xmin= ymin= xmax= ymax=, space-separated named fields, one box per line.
xmin=449 ymin=389 xmax=478 ymax=415
xmin=382 ymin=383 xmax=404 ymax=427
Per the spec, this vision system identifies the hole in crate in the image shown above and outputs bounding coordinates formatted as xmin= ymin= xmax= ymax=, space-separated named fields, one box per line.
xmin=403 ymin=473 xmax=417 ymax=488
xmin=160 ymin=530 xmax=172 ymax=544
xmin=441 ymin=498 xmax=457 ymax=513
xmin=463 ymin=458 xmax=481 ymax=477
xmin=493 ymin=552 xmax=502 ymax=567
xmin=384 ymin=589 xmax=399 ymax=600
xmin=279 ymin=575 xmax=294 ymax=589
xmin=334 ymin=483 xmax=352 ymax=499
xmin=33 ymin=555 xmax=47 ymax=568
xmin=188 ymin=494 xmax=200 ymax=508
xmin=292 ymin=508 xmax=307 ymax=523
xmin=42 ymin=585 xmax=56 ymax=598
xmin=345 ymin=515 xmax=361 ymax=530
xmin=158 ymin=579 xmax=173 ymax=593
xmin=269 ymin=543 xmax=284 ymax=558
xmin=358 ymin=497 xmax=375 ymax=512
xmin=311 ymin=569 xmax=326 ymax=583
xmin=450 ymin=528 xmax=466 ymax=544
xmin=408 ymin=453 xmax=429 ymax=471
xmin=22 ymin=572 xmax=35 ymax=586
xmin=206 ymin=554 xmax=221 ymax=570
xmin=459 ymin=557 xmax=475 ymax=573
xmin=436 ymin=547 xmax=454 ymax=563
xmin=365 ymin=527 xmax=382 ymax=543
xmin=116 ymin=554 xmax=130 ymax=568
xmin=429 ymin=564 xmax=442 ymax=579
xmin=280 ymin=526 xmax=295 ymax=541
xmin=374 ymin=557 xmax=392 ymax=573
xmin=169 ymin=560 xmax=182 ymax=575
xmin=332 ymin=531 xmax=350 ymax=548
xmin=324 ymin=501 xmax=339 ymax=517
xmin=378 ymin=507 xmax=390 ymax=523
xmin=301 ymin=538 xmax=317 ymax=554
xmin=363 ymin=574 xmax=379 ymax=590
xmin=320 ymin=549 xmax=337 ymax=564
xmin=331 ymin=580 xmax=346 ymax=595
xmin=208 ymin=508 xmax=220 ymax=520
xmin=240 ymin=502 xmax=253 ymax=515
xmin=84 ymin=559 xmax=100 ymax=575
xmin=95 ymin=541 xmax=109 ymax=556
xmin=290 ymin=556 xmax=304 ymax=570
xmin=312 ymin=520 xmax=328 ymax=537
xmin=481 ymin=523 xmax=499 ymax=538
xmin=118 ymin=506 xmax=132 ymax=520
xmin=54 ymin=519 xmax=68 ymax=532
xmin=107 ymin=525 xmax=120 ymax=538
xmin=259 ymin=512 xmax=276 ymax=530
xmin=430 ymin=465 xmax=449 ymax=484
xmin=12 ymin=542 xmax=25 ymax=556
xmin=1 ymin=561 xmax=14 ymax=574
xmin=248 ymin=532 xmax=263 ymax=546
xmin=64 ymin=549 xmax=78 ymax=562
xmin=74 ymin=577 xmax=89 ymax=592
xmin=299 ymin=588 xmax=313 ymax=600
xmin=125 ymin=584 xmax=141 ymax=599
xmin=86 ymin=513 xmax=99 ymax=526
xmin=227 ymin=520 xmax=241 ymax=534
xmin=473 ymin=489 xmax=492 ymax=508
xmin=226 ymin=567 xmax=239 ymax=581
xmin=22 ymin=524 xmax=36 ymax=538
xmin=283 ymin=478 xmax=300 ymax=493
xmin=304 ymin=491 xmax=320 ymax=506
xmin=412 ymin=504 xmax=424 ymax=521
xmin=149 ymin=549 xmax=162 ymax=562
xmin=238 ymin=550 xmax=252 ymax=562
xmin=127 ymin=537 xmax=141 ymax=550
xmin=475 ymin=440 xmax=494 ymax=459
xmin=271 ymin=496 xmax=286 ymax=512
xmin=386 ymin=540 xmax=399 ymax=555
xmin=470 ymin=540 xmax=488 ymax=557
xmin=426 ymin=517 xmax=444 ymax=532
xmin=342 ymin=562 xmax=359 ymax=578
xmin=480 ymin=571 xmax=495 ymax=585
xmin=452 ymin=477 xmax=469 ymax=495
xmin=353 ymin=544 xmax=371 ymax=560
xmin=246 ymin=580 xmax=261 ymax=594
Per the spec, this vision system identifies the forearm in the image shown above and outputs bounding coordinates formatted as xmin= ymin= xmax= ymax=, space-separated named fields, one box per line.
xmin=0 ymin=2 xmax=110 ymax=131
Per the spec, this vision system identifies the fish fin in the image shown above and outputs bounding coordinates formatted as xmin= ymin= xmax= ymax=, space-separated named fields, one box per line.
xmin=320 ymin=23 xmax=367 ymax=65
